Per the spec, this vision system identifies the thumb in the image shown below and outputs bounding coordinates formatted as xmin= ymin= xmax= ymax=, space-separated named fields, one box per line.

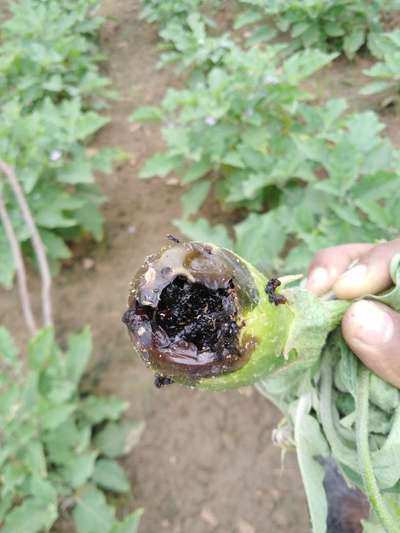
xmin=334 ymin=238 xmax=400 ymax=299
xmin=342 ymin=300 xmax=400 ymax=388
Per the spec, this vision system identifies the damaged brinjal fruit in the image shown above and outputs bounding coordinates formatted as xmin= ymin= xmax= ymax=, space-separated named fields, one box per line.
xmin=122 ymin=241 xmax=349 ymax=390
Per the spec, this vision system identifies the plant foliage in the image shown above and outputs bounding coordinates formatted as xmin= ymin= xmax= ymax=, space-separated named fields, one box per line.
xmin=140 ymin=0 xmax=205 ymax=26
xmin=363 ymin=30 xmax=400 ymax=96
xmin=136 ymin=0 xmax=400 ymax=277
xmin=176 ymin=102 xmax=400 ymax=274
xmin=132 ymin=44 xmax=337 ymax=213
xmin=0 ymin=0 xmax=123 ymax=288
xmin=236 ymin=0 xmax=400 ymax=58
xmin=0 ymin=325 xmax=144 ymax=533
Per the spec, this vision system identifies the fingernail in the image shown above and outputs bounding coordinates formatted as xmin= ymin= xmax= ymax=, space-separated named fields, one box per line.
xmin=350 ymin=301 xmax=394 ymax=346
xmin=307 ymin=267 xmax=329 ymax=293
xmin=338 ymin=264 xmax=368 ymax=286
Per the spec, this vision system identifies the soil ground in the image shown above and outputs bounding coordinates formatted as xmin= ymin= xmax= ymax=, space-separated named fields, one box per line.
xmin=1 ymin=2 xmax=399 ymax=532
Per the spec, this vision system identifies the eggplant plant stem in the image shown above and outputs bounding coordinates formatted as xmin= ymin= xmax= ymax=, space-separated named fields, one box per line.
xmin=356 ymin=364 xmax=398 ymax=533
xmin=0 ymin=189 xmax=37 ymax=336
xmin=0 ymin=161 xmax=53 ymax=327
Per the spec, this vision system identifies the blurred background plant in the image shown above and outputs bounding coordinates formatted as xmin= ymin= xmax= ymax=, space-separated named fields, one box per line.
xmin=236 ymin=0 xmax=400 ymax=58
xmin=134 ymin=0 xmax=400 ymax=276
xmin=0 ymin=1 xmax=142 ymax=531
xmin=0 ymin=0 xmax=125 ymax=289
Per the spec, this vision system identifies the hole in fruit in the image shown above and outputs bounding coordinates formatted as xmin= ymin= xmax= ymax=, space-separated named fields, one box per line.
xmin=154 ymin=275 xmax=239 ymax=356
xmin=124 ymin=274 xmax=243 ymax=380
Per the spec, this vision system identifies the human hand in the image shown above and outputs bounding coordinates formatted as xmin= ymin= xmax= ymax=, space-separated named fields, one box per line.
xmin=306 ymin=238 xmax=400 ymax=388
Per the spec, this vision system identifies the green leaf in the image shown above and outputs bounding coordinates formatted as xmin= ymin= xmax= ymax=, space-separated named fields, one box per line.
xmin=62 ymin=451 xmax=98 ymax=489
xmin=221 ymin=151 xmax=245 ymax=169
xmin=181 ymin=160 xmax=212 ymax=183
xmin=45 ymin=419 xmax=91 ymax=464
xmin=58 ymin=159 xmax=94 ymax=184
xmin=94 ymin=420 xmax=145 ymax=459
xmin=234 ymin=208 xmax=288 ymax=273
xmin=283 ymin=50 xmax=337 ymax=83
xmin=369 ymin=373 xmax=400 ymax=413
xmin=360 ymin=81 xmax=393 ymax=95
xmin=234 ymin=10 xmax=262 ymax=30
xmin=41 ymin=230 xmax=72 ymax=260
xmin=111 ymin=509 xmax=144 ymax=533
xmin=173 ymin=218 xmax=233 ymax=249
xmin=0 ymin=494 xmax=13 ymax=523
xmin=343 ymin=29 xmax=365 ymax=59
xmin=28 ymin=327 xmax=54 ymax=370
xmin=139 ymin=153 xmax=181 ymax=178
xmin=324 ymin=21 xmax=345 ymax=37
xmin=77 ymin=112 xmax=109 ymax=140
xmin=92 ymin=148 xmax=127 ymax=173
xmin=246 ymin=25 xmax=277 ymax=46
xmin=80 ymin=395 xmax=129 ymax=424
xmin=182 ymin=181 xmax=211 ymax=217
xmin=291 ymin=22 xmax=311 ymax=38
xmin=92 ymin=458 xmax=130 ymax=493
xmin=66 ymin=326 xmax=92 ymax=385
xmin=29 ymin=477 xmax=57 ymax=506
xmin=0 ymin=327 xmax=18 ymax=364
xmin=73 ymin=485 xmax=115 ymax=533
xmin=346 ymin=111 xmax=385 ymax=152
xmin=24 ymin=441 xmax=47 ymax=477
xmin=43 ymin=74 xmax=63 ymax=92
xmin=355 ymin=198 xmax=392 ymax=231
xmin=75 ymin=203 xmax=104 ymax=242
xmin=129 ymin=106 xmax=161 ymax=122
xmin=2 ymin=498 xmax=58 ymax=533
xmin=371 ymin=407 xmax=400 ymax=489
xmin=40 ymin=403 xmax=76 ymax=430
xmin=330 ymin=203 xmax=362 ymax=227
xmin=35 ymin=209 xmax=76 ymax=229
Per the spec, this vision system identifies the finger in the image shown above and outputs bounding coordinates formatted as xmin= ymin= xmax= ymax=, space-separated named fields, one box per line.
xmin=334 ymin=238 xmax=400 ymax=299
xmin=342 ymin=300 xmax=400 ymax=388
xmin=307 ymin=243 xmax=375 ymax=296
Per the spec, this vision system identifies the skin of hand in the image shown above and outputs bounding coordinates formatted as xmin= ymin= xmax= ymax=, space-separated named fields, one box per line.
xmin=306 ymin=238 xmax=400 ymax=388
